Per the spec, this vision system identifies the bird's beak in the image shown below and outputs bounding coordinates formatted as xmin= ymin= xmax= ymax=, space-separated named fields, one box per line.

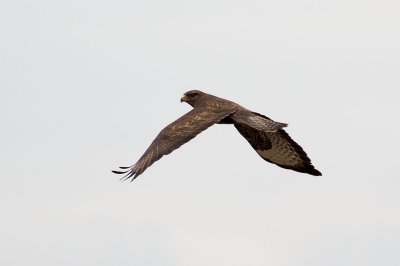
xmin=180 ymin=95 xmax=188 ymax=103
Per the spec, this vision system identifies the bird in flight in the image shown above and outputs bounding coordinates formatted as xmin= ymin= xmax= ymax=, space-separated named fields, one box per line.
xmin=112 ymin=90 xmax=321 ymax=181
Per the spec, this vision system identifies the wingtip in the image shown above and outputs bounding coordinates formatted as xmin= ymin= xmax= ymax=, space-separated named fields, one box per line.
xmin=113 ymin=168 xmax=138 ymax=182
xmin=112 ymin=164 xmax=141 ymax=182
xmin=310 ymin=168 xmax=322 ymax=176
xmin=112 ymin=170 xmax=128 ymax=174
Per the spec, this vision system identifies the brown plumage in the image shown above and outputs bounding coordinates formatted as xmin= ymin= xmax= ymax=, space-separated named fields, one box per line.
xmin=112 ymin=90 xmax=321 ymax=181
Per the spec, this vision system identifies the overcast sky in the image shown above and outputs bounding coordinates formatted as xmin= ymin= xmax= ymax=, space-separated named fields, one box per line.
xmin=1 ymin=0 xmax=399 ymax=265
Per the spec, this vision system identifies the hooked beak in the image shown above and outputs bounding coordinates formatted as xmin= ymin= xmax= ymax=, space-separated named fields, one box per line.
xmin=180 ymin=95 xmax=188 ymax=103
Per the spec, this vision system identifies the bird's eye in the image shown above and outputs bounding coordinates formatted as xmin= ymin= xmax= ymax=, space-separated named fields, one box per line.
xmin=189 ymin=92 xmax=198 ymax=97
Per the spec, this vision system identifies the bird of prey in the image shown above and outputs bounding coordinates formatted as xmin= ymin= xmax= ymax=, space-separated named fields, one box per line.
xmin=112 ymin=90 xmax=321 ymax=181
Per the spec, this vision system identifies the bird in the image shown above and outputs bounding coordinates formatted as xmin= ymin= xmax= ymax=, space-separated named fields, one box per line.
xmin=112 ymin=90 xmax=321 ymax=181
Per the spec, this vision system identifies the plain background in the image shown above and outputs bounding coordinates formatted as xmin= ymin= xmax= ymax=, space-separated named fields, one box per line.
xmin=1 ymin=0 xmax=399 ymax=265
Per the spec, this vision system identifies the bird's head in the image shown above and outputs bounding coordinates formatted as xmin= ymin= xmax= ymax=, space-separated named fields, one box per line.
xmin=180 ymin=90 xmax=204 ymax=107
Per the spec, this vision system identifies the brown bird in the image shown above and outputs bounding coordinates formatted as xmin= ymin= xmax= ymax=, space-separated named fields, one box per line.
xmin=112 ymin=90 xmax=321 ymax=181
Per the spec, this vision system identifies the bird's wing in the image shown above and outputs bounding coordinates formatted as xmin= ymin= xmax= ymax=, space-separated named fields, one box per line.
xmin=113 ymin=106 xmax=235 ymax=181
xmin=233 ymin=113 xmax=321 ymax=176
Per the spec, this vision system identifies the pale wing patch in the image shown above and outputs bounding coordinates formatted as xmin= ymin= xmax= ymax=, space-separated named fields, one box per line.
xmin=256 ymin=132 xmax=303 ymax=166
xmin=256 ymin=148 xmax=302 ymax=166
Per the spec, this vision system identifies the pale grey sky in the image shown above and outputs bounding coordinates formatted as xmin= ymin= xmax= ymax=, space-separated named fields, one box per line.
xmin=1 ymin=0 xmax=399 ymax=265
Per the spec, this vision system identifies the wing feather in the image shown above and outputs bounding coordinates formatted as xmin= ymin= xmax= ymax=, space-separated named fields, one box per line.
xmin=113 ymin=106 xmax=235 ymax=181
xmin=234 ymin=121 xmax=321 ymax=176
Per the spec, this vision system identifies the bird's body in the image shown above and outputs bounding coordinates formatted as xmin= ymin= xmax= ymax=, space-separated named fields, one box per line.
xmin=113 ymin=90 xmax=321 ymax=181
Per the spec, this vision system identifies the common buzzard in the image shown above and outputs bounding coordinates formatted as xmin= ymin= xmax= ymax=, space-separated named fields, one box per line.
xmin=113 ymin=90 xmax=321 ymax=181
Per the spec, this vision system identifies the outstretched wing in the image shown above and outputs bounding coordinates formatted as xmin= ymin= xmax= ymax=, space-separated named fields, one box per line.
xmin=113 ymin=107 xmax=235 ymax=181
xmin=234 ymin=114 xmax=321 ymax=176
